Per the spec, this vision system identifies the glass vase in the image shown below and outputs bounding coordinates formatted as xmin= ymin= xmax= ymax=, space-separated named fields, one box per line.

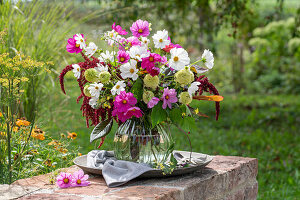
xmin=113 ymin=117 xmax=172 ymax=164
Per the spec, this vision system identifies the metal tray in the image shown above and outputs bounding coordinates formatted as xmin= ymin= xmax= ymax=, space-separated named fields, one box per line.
xmin=74 ymin=150 xmax=213 ymax=178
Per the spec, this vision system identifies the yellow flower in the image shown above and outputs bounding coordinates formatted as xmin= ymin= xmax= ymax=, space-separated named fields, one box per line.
xmin=58 ymin=147 xmax=68 ymax=154
xmin=0 ymin=131 xmax=6 ymax=137
xmin=0 ymin=112 xmax=3 ymax=117
xmin=143 ymin=74 xmax=159 ymax=89
xmin=16 ymin=119 xmax=31 ymax=127
xmin=48 ymin=140 xmax=61 ymax=146
xmin=60 ymin=133 xmax=66 ymax=138
xmin=67 ymin=132 xmax=77 ymax=140
xmin=12 ymin=126 xmax=19 ymax=132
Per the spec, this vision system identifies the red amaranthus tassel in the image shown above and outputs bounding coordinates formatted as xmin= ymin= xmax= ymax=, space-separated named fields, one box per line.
xmin=196 ymin=75 xmax=221 ymax=120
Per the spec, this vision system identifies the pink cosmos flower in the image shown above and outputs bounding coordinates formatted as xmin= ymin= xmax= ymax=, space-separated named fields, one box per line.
xmin=141 ymin=53 xmax=161 ymax=76
xmin=130 ymin=19 xmax=150 ymax=37
xmin=125 ymin=107 xmax=143 ymax=119
xmin=117 ymin=50 xmax=130 ymax=64
xmin=147 ymin=97 xmax=160 ymax=108
xmin=126 ymin=36 xmax=141 ymax=47
xmin=66 ymin=34 xmax=85 ymax=54
xmin=163 ymin=37 xmax=182 ymax=53
xmin=71 ymin=170 xmax=90 ymax=187
xmin=162 ymin=88 xmax=178 ymax=109
xmin=113 ymin=91 xmax=137 ymax=113
xmin=56 ymin=172 xmax=73 ymax=188
xmin=112 ymin=22 xmax=128 ymax=35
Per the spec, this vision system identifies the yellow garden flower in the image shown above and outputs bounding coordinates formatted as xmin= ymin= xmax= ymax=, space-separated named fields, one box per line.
xmin=31 ymin=126 xmax=45 ymax=141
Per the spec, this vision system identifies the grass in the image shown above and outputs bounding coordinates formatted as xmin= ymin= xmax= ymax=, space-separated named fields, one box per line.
xmin=38 ymin=76 xmax=300 ymax=199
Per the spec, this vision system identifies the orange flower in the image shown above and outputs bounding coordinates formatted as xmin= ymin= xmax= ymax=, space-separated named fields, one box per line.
xmin=58 ymin=147 xmax=68 ymax=154
xmin=16 ymin=119 xmax=31 ymax=127
xmin=12 ymin=126 xmax=19 ymax=132
xmin=78 ymin=153 xmax=82 ymax=156
xmin=31 ymin=126 xmax=45 ymax=141
xmin=0 ymin=131 xmax=6 ymax=137
xmin=48 ymin=140 xmax=60 ymax=146
xmin=0 ymin=112 xmax=3 ymax=117
xmin=67 ymin=132 xmax=77 ymax=140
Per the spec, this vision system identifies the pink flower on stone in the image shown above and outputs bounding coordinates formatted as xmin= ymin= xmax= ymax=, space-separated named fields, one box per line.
xmin=112 ymin=22 xmax=128 ymax=35
xmin=130 ymin=19 xmax=150 ymax=37
xmin=71 ymin=170 xmax=90 ymax=187
xmin=56 ymin=172 xmax=73 ymax=188
xmin=117 ymin=50 xmax=130 ymax=64
xmin=147 ymin=97 xmax=160 ymax=108
xmin=162 ymin=88 xmax=178 ymax=109
xmin=66 ymin=34 xmax=85 ymax=54
xmin=125 ymin=107 xmax=143 ymax=119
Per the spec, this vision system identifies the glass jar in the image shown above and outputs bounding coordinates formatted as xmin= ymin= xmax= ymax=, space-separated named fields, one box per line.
xmin=113 ymin=117 xmax=172 ymax=164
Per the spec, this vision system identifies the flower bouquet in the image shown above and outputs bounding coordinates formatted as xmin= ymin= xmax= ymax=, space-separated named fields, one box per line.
xmin=59 ymin=19 xmax=223 ymax=167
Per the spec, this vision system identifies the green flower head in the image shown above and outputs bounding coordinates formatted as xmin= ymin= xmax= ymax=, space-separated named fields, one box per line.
xmin=175 ymin=68 xmax=194 ymax=87
xmin=143 ymin=90 xmax=154 ymax=104
xmin=83 ymin=85 xmax=91 ymax=97
xmin=84 ymin=68 xmax=99 ymax=83
xmin=179 ymin=92 xmax=192 ymax=105
xmin=144 ymin=74 xmax=159 ymax=90
xmin=99 ymin=71 xmax=111 ymax=84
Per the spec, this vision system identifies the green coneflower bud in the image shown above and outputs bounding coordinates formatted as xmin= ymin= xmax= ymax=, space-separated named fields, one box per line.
xmin=179 ymin=92 xmax=192 ymax=105
xmin=83 ymin=85 xmax=91 ymax=97
xmin=84 ymin=68 xmax=99 ymax=83
xmin=144 ymin=74 xmax=159 ymax=90
xmin=143 ymin=90 xmax=154 ymax=104
xmin=174 ymin=68 xmax=194 ymax=87
xmin=98 ymin=71 xmax=111 ymax=84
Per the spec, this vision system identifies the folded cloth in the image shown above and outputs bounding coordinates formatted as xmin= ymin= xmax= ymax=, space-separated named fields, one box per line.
xmin=87 ymin=150 xmax=153 ymax=187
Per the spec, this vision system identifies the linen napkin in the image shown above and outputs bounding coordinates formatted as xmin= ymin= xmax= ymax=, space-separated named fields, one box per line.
xmin=87 ymin=150 xmax=153 ymax=187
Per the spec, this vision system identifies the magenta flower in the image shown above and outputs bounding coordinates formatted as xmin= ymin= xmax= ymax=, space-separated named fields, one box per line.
xmin=126 ymin=36 xmax=141 ymax=47
xmin=71 ymin=170 xmax=90 ymax=187
xmin=56 ymin=172 xmax=73 ymax=188
xmin=141 ymin=53 xmax=161 ymax=76
xmin=66 ymin=34 xmax=84 ymax=54
xmin=147 ymin=97 xmax=160 ymax=108
xmin=113 ymin=91 xmax=137 ymax=113
xmin=130 ymin=19 xmax=150 ymax=37
xmin=125 ymin=107 xmax=143 ymax=119
xmin=162 ymin=88 xmax=178 ymax=109
xmin=112 ymin=22 xmax=128 ymax=35
xmin=117 ymin=50 xmax=130 ymax=64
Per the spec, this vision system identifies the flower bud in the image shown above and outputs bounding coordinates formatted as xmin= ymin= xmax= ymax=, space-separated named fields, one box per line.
xmin=84 ymin=68 xmax=99 ymax=83
xmin=179 ymin=92 xmax=192 ymax=105
xmin=144 ymin=74 xmax=159 ymax=90
xmin=143 ymin=90 xmax=154 ymax=104
xmin=99 ymin=71 xmax=111 ymax=84
xmin=83 ymin=85 xmax=91 ymax=97
xmin=175 ymin=68 xmax=194 ymax=87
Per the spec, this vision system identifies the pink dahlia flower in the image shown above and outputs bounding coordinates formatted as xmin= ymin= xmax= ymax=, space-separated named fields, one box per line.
xmin=56 ymin=172 xmax=73 ymax=188
xmin=130 ymin=19 xmax=150 ymax=37
xmin=125 ymin=107 xmax=143 ymax=119
xmin=117 ymin=50 xmax=130 ymax=64
xmin=162 ymin=88 xmax=178 ymax=109
xmin=66 ymin=34 xmax=85 ymax=54
xmin=112 ymin=22 xmax=128 ymax=35
xmin=147 ymin=97 xmax=160 ymax=108
xmin=71 ymin=170 xmax=90 ymax=187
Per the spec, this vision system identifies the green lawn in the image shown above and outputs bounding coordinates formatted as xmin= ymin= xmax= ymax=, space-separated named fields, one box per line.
xmin=39 ymin=77 xmax=300 ymax=199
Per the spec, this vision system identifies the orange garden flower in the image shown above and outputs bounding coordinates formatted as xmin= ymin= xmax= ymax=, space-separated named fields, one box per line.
xmin=67 ymin=132 xmax=77 ymax=139
xmin=0 ymin=112 xmax=3 ymax=117
xmin=16 ymin=119 xmax=31 ymax=127
xmin=48 ymin=140 xmax=61 ymax=146
xmin=31 ymin=126 xmax=45 ymax=140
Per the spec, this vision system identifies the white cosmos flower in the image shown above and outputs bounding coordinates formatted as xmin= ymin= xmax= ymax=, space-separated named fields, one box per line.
xmin=99 ymin=50 xmax=115 ymax=63
xmin=104 ymin=30 xmax=118 ymax=46
xmin=72 ymin=64 xmax=81 ymax=79
xmin=74 ymin=34 xmax=86 ymax=49
xmin=141 ymin=37 xmax=150 ymax=47
xmin=169 ymin=48 xmax=190 ymax=71
xmin=95 ymin=63 xmax=108 ymax=73
xmin=202 ymin=49 xmax=214 ymax=69
xmin=88 ymin=82 xmax=103 ymax=98
xmin=89 ymin=97 xmax=98 ymax=108
xmin=85 ymin=42 xmax=98 ymax=58
xmin=120 ymin=59 xmax=139 ymax=80
xmin=188 ymin=82 xmax=201 ymax=96
xmin=111 ymin=81 xmax=126 ymax=95
xmin=152 ymin=30 xmax=170 ymax=49
xmin=129 ymin=46 xmax=150 ymax=61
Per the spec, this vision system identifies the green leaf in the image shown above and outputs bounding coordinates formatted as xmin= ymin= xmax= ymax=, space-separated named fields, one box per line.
xmin=130 ymin=78 xmax=143 ymax=101
xmin=180 ymin=116 xmax=197 ymax=133
xmin=169 ymin=108 xmax=184 ymax=125
xmin=90 ymin=119 xmax=113 ymax=143
xmin=151 ymin=101 xmax=167 ymax=127
xmin=170 ymin=153 xmax=178 ymax=168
